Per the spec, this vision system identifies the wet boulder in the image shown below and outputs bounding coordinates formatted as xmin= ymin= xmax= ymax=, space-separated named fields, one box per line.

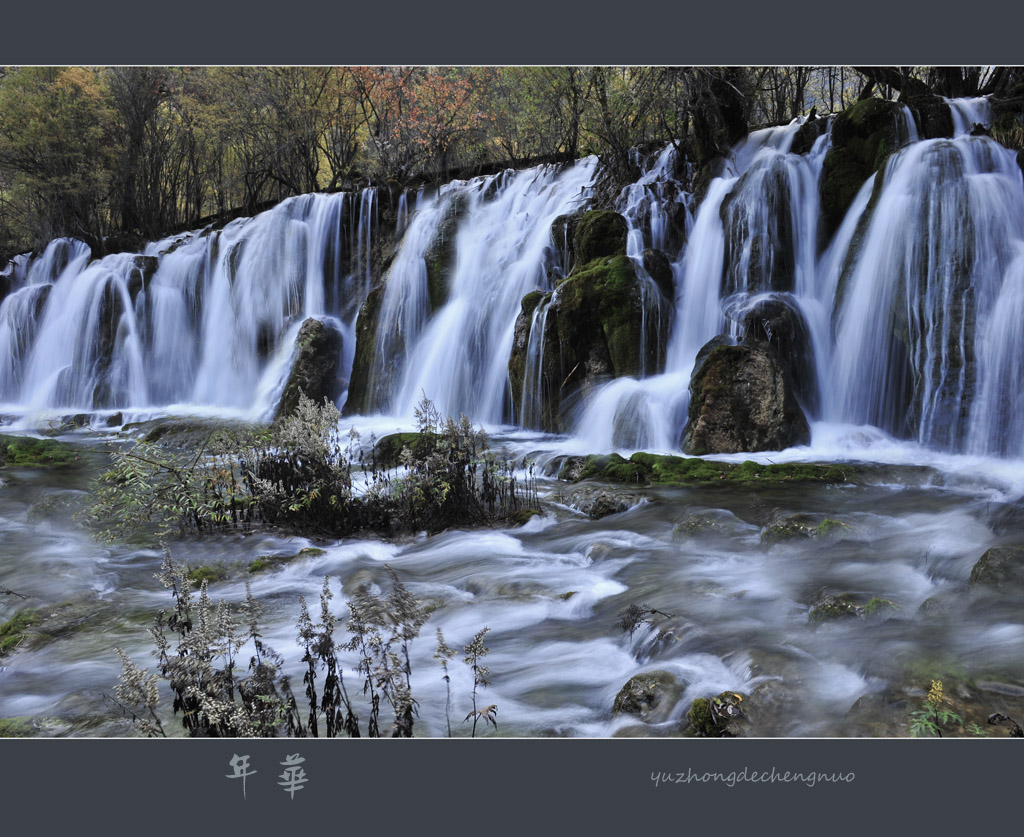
xmin=424 ymin=191 xmax=468 ymax=310
xmin=274 ymin=318 xmax=344 ymax=422
xmin=897 ymin=78 xmax=955 ymax=140
xmin=613 ymin=671 xmax=684 ymax=723
xmin=565 ymin=486 xmax=644 ymax=519
xmin=681 ymin=343 xmax=811 ymax=454
xmin=642 ymin=248 xmax=674 ymax=299
xmin=687 ymin=691 xmax=745 ymax=737
xmin=509 ymin=255 xmax=670 ymax=433
xmin=574 ymin=210 xmax=628 ymax=264
xmin=740 ymin=295 xmax=818 ymax=413
xmin=550 ymin=212 xmax=584 ymax=275
xmin=820 ymin=97 xmax=908 ymax=240
xmin=507 ymin=291 xmax=550 ymax=425
xmin=969 ymin=545 xmax=1024 ymax=591
xmin=344 ymin=283 xmax=386 ymax=415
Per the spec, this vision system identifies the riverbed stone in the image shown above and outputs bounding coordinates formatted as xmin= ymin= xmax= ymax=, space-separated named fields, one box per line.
xmin=681 ymin=344 xmax=811 ymax=454
xmin=613 ymin=670 xmax=684 ymax=723
xmin=969 ymin=544 xmax=1024 ymax=590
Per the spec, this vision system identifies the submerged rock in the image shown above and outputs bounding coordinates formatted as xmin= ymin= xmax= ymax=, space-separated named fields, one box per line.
xmin=274 ymin=317 xmax=344 ymax=422
xmin=564 ymin=486 xmax=644 ymax=519
xmin=969 ymin=545 xmax=1024 ymax=590
xmin=686 ymin=691 xmax=745 ymax=737
xmin=681 ymin=343 xmax=810 ymax=454
xmin=613 ymin=671 xmax=684 ymax=723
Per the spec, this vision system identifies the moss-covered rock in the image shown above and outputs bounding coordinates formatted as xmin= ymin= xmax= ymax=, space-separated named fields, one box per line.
xmin=613 ymin=671 xmax=684 ymax=722
xmin=687 ymin=691 xmax=745 ymax=737
xmin=681 ymin=344 xmax=811 ymax=454
xmin=897 ymin=78 xmax=954 ymax=140
xmin=507 ymin=290 xmax=551 ymax=423
xmin=569 ymin=451 xmax=856 ymax=488
xmin=808 ymin=593 xmax=862 ymax=623
xmin=509 ymin=255 xmax=670 ymax=432
xmin=247 ymin=546 xmax=326 ymax=575
xmin=424 ymin=191 xmax=468 ymax=311
xmin=0 ymin=717 xmax=38 ymax=738
xmin=344 ymin=281 xmax=387 ymax=415
xmin=969 ymin=545 xmax=1024 ymax=590
xmin=564 ymin=487 xmax=644 ymax=519
xmin=274 ymin=317 xmax=344 ymax=423
xmin=641 ymin=248 xmax=674 ymax=300
xmin=550 ymin=212 xmax=583 ymax=275
xmin=574 ymin=210 xmax=628 ymax=264
xmin=0 ymin=609 xmax=41 ymax=656
xmin=820 ymin=97 xmax=907 ymax=241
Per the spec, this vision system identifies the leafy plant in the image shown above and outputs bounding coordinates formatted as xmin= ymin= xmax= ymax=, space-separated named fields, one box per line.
xmin=909 ymin=679 xmax=965 ymax=738
xmin=111 ymin=548 xmax=303 ymax=737
xmin=88 ymin=394 xmax=540 ymax=542
xmin=462 ymin=627 xmax=497 ymax=737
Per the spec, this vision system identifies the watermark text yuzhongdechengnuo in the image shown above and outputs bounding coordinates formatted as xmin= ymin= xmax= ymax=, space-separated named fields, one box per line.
xmin=651 ymin=767 xmax=855 ymax=788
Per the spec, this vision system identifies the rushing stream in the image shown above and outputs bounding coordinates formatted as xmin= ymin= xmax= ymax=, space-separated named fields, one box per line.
xmin=3 ymin=95 xmax=1024 ymax=737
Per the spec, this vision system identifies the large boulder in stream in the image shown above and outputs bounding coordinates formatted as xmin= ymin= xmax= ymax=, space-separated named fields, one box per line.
xmin=681 ymin=342 xmax=810 ymax=455
xmin=969 ymin=545 xmax=1024 ymax=592
xmin=274 ymin=317 xmax=344 ymax=422
xmin=508 ymin=254 xmax=671 ymax=432
xmin=739 ymin=295 xmax=818 ymax=413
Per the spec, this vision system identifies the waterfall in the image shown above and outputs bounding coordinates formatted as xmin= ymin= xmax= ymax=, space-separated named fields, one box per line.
xmin=0 ymin=191 xmax=381 ymax=419
xmin=4 ymin=94 xmax=1024 ymax=462
xmin=389 ymin=158 xmax=599 ymax=423
xmin=827 ymin=134 xmax=1024 ymax=453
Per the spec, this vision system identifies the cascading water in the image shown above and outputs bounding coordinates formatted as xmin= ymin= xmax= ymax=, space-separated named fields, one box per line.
xmin=387 ymin=159 xmax=599 ymax=423
xmin=7 ymin=93 xmax=1024 ymax=741
xmin=0 ymin=191 xmax=381 ymax=421
xmin=828 ymin=124 xmax=1024 ymax=455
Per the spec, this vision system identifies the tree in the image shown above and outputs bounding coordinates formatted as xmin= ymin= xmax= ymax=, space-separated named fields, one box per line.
xmin=0 ymin=67 xmax=115 ymax=248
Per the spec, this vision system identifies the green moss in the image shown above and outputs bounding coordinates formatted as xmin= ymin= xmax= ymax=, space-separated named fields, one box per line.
xmin=814 ymin=518 xmax=852 ymax=539
xmin=863 ymin=597 xmax=899 ymax=617
xmin=373 ymin=432 xmax=440 ymax=469
xmin=570 ymin=451 xmax=855 ymax=488
xmin=248 ymin=546 xmax=326 ymax=574
xmin=573 ymin=210 xmax=628 ymax=264
xmin=557 ymin=255 xmax=645 ymax=379
xmin=510 ymin=508 xmax=543 ymax=526
xmin=687 ymin=692 xmax=744 ymax=737
xmin=186 ymin=565 xmax=227 ymax=585
xmin=808 ymin=594 xmax=861 ymax=623
xmin=0 ymin=609 xmax=41 ymax=656
xmin=0 ymin=434 xmax=78 ymax=468
xmin=0 ymin=717 xmax=36 ymax=738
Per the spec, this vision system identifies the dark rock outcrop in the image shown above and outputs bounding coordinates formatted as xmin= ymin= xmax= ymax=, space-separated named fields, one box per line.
xmin=508 ymin=255 xmax=670 ymax=432
xmin=613 ymin=671 xmax=684 ymax=723
xmin=681 ymin=343 xmax=811 ymax=454
xmin=740 ymin=295 xmax=818 ymax=413
xmin=819 ymin=97 xmax=908 ymax=241
xmin=274 ymin=317 xmax=344 ymax=422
